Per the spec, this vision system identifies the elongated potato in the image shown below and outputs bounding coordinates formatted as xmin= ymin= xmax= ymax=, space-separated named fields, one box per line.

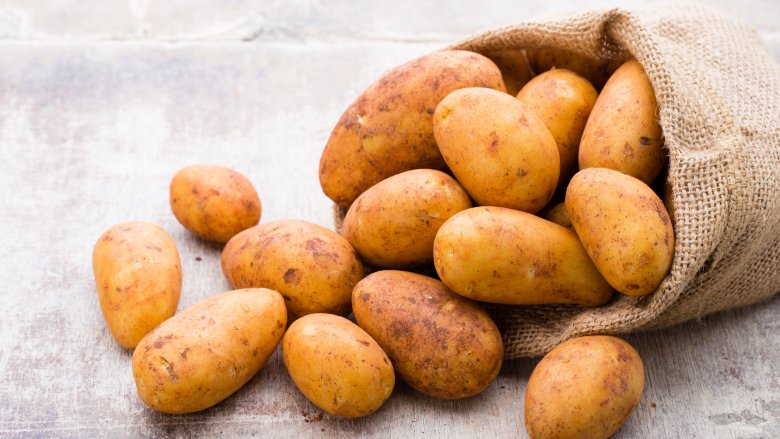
xmin=433 ymin=207 xmax=613 ymax=306
xmin=352 ymin=270 xmax=503 ymax=400
xmin=517 ymin=69 xmax=598 ymax=183
xmin=222 ymin=220 xmax=364 ymax=320
xmin=566 ymin=168 xmax=674 ymax=296
xmin=433 ymin=87 xmax=559 ymax=213
xmin=132 ymin=288 xmax=286 ymax=414
xmin=92 ymin=222 xmax=181 ymax=349
xmin=341 ymin=169 xmax=472 ymax=268
xmin=283 ymin=313 xmax=395 ymax=418
xmin=525 ymin=336 xmax=645 ymax=439
xmin=579 ymin=60 xmax=665 ymax=184
xmin=319 ymin=50 xmax=506 ymax=208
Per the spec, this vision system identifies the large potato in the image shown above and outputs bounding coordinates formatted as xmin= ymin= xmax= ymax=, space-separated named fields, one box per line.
xmin=319 ymin=50 xmax=506 ymax=208
xmin=566 ymin=168 xmax=674 ymax=296
xmin=579 ymin=60 xmax=665 ymax=185
xmin=282 ymin=313 xmax=394 ymax=418
xmin=169 ymin=164 xmax=261 ymax=243
xmin=132 ymin=288 xmax=286 ymax=414
xmin=433 ymin=87 xmax=559 ymax=213
xmin=341 ymin=169 xmax=472 ymax=268
xmin=352 ymin=270 xmax=503 ymax=399
xmin=92 ymin=222 xmax=181 ymax=349
xmin=525 ymin=336 xmax=645 ymax=439
xmin=433 ymin=207 xmax=613 ymax=306
xmin=517 ymin=69 xmax=598 ymax=183
xmin=222 ymin=220 xmax=364 ymax=320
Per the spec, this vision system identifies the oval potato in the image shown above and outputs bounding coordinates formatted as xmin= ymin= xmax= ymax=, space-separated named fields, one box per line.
xmin=342 ymin=169 xmax=472 ymax=268
xmin=525 ymin=336 xmax=645 ymax=439
xmin=319 ymin=50 xmax=505 ymax=208
xmin=579 ymin=60 xmax=665 ymax=185
xmin=433 ymin=207 xmax=613 ymax=306
xmin=352 ymin=270 xmax=503 ymax=399
xmin=222 ymin=220 xmax=364 ymax=320
xmin=169 ymin=164 xmax=261 ymax=243
xmin=433 ymin=87 xmax=559 ymax=213
xmin=566 ymin=168 xmax=674 ymax=296
xmin=484 ymin=48 xmax=534 ymax=96
xmin=92 ymin=222 xmax=181 ymax=349
xmin=283 ymin=313 xmax=395 ymax=418
xmin=132 ymin=288 xmax=287 ymax=414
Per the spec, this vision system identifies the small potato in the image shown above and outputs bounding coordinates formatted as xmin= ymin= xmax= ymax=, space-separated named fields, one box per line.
xmin=282 ymin=313 xmax=395 ymax=418
xmin=169 ymin=164 xmax=261 ymax=243
xmin=92 ymin=222 xmax=181 ymax=349
xmin=484 ymin=48 xmax=534 ymax=96
xmin=222 ymin=220 xmax=364 ymax=320
xmin=132 ymin=288 xmax=287 ymax=414
xmin=566 ymin=168 xmax=674 ymax=296
xmin=526 ymin=48 xmax=619 ymax=89
xmin=352 ymin=270 xmax=503 ymax=399
xmin=433 ymin=87 xmax=559 ymax=213
xmin=579 ymin=60 xmax=665 ymax=185
xmin=517 ymin=69 xmax=598 ymax=183
xmin=525 ymin=336 xmax=645 ymax=439
xmin=433 ymin=207 xmax=613 ymax=306
xmin=341 ymin=169 xmax=472 ymax=268
xmin=320 ymin=50 xmax=506 ymax=208
xmin=543 ymin=202 xmax=573 ymax=231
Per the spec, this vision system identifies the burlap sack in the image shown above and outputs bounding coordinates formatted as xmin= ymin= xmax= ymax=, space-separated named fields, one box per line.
xmin=335 ymin=3 xmax=780 ymax=359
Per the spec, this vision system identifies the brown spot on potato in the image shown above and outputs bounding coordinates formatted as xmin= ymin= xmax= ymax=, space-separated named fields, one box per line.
xmin=179 ymin=347 xmax=191 ymax=360
xmin=153 ymin=334 xmax=175 ymax=349
xmin=623 ymin=143 xmax=634 ymax=158
xmin=283 ymin=268 xmax=301 ymax=285
xmin=639 ymin=136 xmax=651 ymax=146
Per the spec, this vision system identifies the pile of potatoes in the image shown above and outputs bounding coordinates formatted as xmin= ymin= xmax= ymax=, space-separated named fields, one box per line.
xmin=92 ymin=47 xmax=674 ymax=438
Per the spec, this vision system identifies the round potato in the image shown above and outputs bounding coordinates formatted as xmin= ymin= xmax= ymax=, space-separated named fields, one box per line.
xmin=282 ymin=313 xmax=395 ymax=418
xmin=433 ymin=207 xmax=613 ymax=306
xmin=525 ymin=336 xmax=645 ymax=439
xmin=566 ymin=168 xmax=674 ymax=296
xmin=320 ymin=50 xmax=506 ymax=208
xmin=579 ymin=60 xmax=665 ymax=185
xmin=169 ymin=164 xmax=261 ymax=243
xmin=341 ymin=169 xmax=472 ymax=268
xmin=517 ymin=69 xmax=598 ymax=183
xmin=352 ymin=270 xmax=503 ymax=399
xmin=433 ymin=87 xmax=559 ymax=213
xmin=221 ymin=220 xmax=364 ymax=320
xmin=132 ymin=288 xmax=287 ymax=414
xmin=543 ymin=202 xmax=573 ymax=231
xmin=92 ymin=222 xmax=181 ymax=349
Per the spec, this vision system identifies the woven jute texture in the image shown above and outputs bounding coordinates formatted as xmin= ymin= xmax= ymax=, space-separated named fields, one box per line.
xmin=335 ymin=3 xmax=780 ymax=359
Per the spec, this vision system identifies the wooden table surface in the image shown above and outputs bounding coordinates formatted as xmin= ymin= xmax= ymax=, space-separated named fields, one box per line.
xmin=0 ymin=1 xmax=778 ymax=438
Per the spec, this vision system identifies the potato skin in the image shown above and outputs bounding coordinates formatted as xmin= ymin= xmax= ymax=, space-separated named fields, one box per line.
xmin=484 ymin=49 xmax=534 ymax=96
xmin=341 ymin=169 xmax=472 ymax=268
xmin=319 ymin=50 xmax=506 ymax=208
xmin=524 ymin=336 xmax=645 ymax=439
xmin=352 ymin=270 xmax=503 ymax=399
xmin=517 ymin=69 xmax=597 ymax=183
xmin=433 ymin=87 xmax=559 ymax=213
xmin=566 ymin=168 xmax=674 ymax=296
xmin=282 ymin=313 xmax=395 ymax=418
xmin=92 ymin=222 xmax=181 ymax=349
xmin=169 ymin=164 xmax=261 ymax=243
xmin=579 ymin=60 xmax=665 ymax=185
xmin=433 ymin=207 xmax=613 ymax=306
xmin=132 ymin=288 xmax=286 ymax=414
xmin=221 ymin=220 xmax=364 ymax=320
xmin=543 ymin=202 xmax=574 ymax=231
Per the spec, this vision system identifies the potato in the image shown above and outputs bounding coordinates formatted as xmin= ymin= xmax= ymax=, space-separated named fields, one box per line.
xmin=433 ymin=87 xmax=559 ymax=213
xmin=483 ymin=48 xmax=534 ymax=96
xmin=341 ymin=169 xmax=472 ymax=268
xmin=92 ymin=222 xmax=181 ymax=349
xmin=526 ymin=47 xmax=617 ymax=89
xmin=222 ymin=220 xmax=364 ymax=320
xmin=433 ymin=207 xmax=613 ymax=306
xmin=282 ymin=313 xmax=394 ymax=418
xmin=132 ymin=288 xmax=286 ymax=414
xmin=169 ymin=164 xmax=261 ymax=243
xmin=319 ymin=50 xmax=506 ymax=208
xmin=524 ymin=336 xmax=645 ymax=439
xmin=352 ymin=270 xmax=503 ymax=399
xmin=579 ymin=60 xmax=665 ymax=185
xmin=517 ymin=69 xmax=598 ymax=183
xmin=566 ymin=168 xmax=674 ymax=296
xmin=543 ymin=202 xmax=573 ymax=231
